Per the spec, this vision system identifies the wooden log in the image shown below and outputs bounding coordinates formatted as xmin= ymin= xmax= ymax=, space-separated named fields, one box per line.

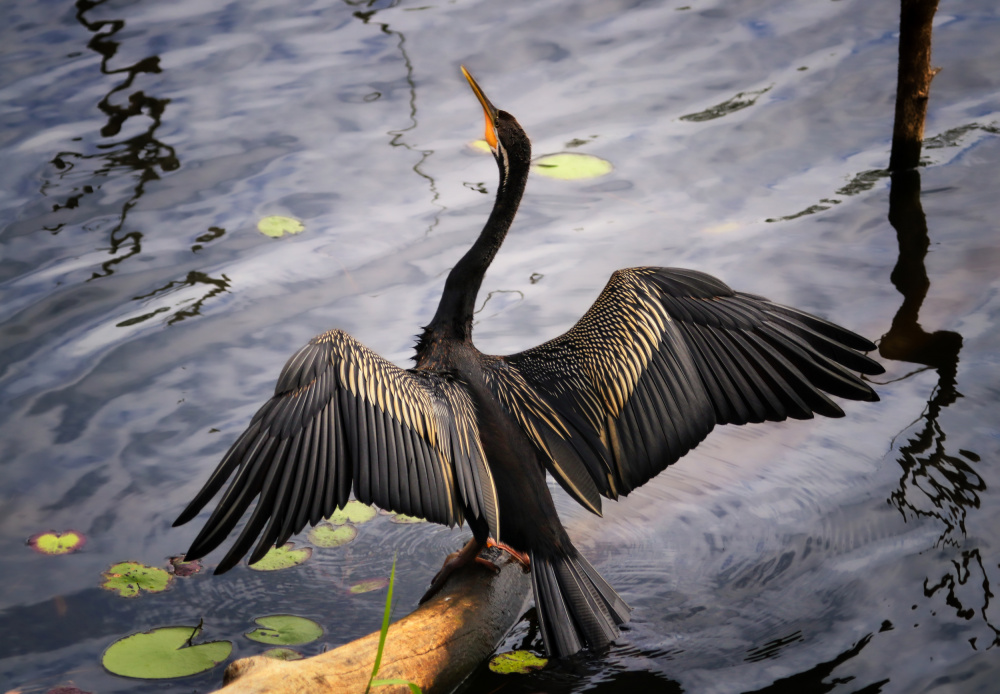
xmin=214 ymin=547 xmax=530 ymax=694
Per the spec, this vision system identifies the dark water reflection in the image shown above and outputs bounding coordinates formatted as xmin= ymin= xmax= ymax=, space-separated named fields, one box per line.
xmin=2 ymin=0 xmax=1000 ymax=693
xmin=52 ymin=0 xmax=180 ymax=280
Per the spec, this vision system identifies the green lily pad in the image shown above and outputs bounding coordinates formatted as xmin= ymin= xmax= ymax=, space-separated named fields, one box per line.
xmin=245 ymin=615 xmax=324 ymax=646
xmin=257 ymin=215 xmax=304 ymax=238
xmin=308 ymin=523 xmax=358 ymax=548
xmin=101 ymin=561 xmax=173 ymax=598
xmin=28 ymin=530 xmax=85 ymax=555
xmin=328 ymin=501 xmax=377 ymax=525
xmin=389 ymin=513 xmax=426 ymax=524
xmin=488 ymin=650 xmax=548 ymax=674
xmin=263 ymin=647 xmax=303 ymax=661
xmin=102 ymin=625 xmax=232 ymax=679
xmin=248 ymin=544 xmax=312 ymax=571
xmin=349 ymin=578 xmax=389 ymax=594
xmin=532 ymin=153 xmax=613 ymax=180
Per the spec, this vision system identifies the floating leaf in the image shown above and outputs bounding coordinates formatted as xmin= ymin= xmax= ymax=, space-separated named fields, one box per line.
xmin=489 ymin=650 xmax=548 ymax=674
xmin=389 ymin=513 xmax=426 ymax=524
xmin=532 ymin=153 xmax=613 ymax=180
xmin=28 ymin=530 xmax=85 ymax=555
xmin=101 ymin=562 xmax=172 ymax=598
xmin=327 ymin=501 xmax=377 ymax=525
xmin=248 ymin=544 xmax=312 ymax=571
xmin=468 ymin=139 xmax=492 ymax=154
xmin=308 ymin=523 xmax=358 ymax=547
xmin=102 ymin=625 xmax=232 ymax=679
xmin=169 ymin=555 xmax=202 ymax=577
xmin=349 ymin=578 xmax=389 ymax=594
xmin=263 ymin=647 xmax=303 ymax=661
xmin=245 ymin=615 xmax=323 ymax=646
xmin=257 ymin=215 xmax=304 ymax=238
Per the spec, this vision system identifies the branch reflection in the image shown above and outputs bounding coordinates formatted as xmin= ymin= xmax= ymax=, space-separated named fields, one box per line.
xmin=882 ymin=168 xmax=972 ymax=547
xmin=345 ymin=0 xmax=444 ymax=235
xmin=43 ymin=1 xmax=180 ymax=279
xmin=878 ymin=0 xmax=995 ymax=649
xmin=117 ymin=271 xmax=232 ymax=328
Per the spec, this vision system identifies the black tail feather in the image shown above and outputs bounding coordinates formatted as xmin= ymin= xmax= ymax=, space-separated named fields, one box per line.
xmin=530 ymin=548 xmax=631 ymax=657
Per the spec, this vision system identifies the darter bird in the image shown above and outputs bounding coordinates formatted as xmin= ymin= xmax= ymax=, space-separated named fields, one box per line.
xmin=174 ymin=67 xmax=884 ymax=657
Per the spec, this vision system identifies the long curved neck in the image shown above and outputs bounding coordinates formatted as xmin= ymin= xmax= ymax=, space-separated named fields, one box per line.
xmin=425 ymin=139 xmax=531 ymax=345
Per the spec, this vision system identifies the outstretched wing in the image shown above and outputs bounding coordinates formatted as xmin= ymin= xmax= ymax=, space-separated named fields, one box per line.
xmin=491 ymin=267 xmax=884 ymax=507
xmin=174 ymin=329 xmax=498 ymax=572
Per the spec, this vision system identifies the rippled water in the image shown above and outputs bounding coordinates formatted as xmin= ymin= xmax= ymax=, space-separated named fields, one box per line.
xmin=2 ymin=0 xmax=999 ymax=692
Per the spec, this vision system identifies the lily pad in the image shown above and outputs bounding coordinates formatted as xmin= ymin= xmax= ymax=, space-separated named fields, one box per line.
xmin=101 ymin=561 xmax=172 ymax=598
xmin=257 ymin=215 xmax=304 ymax=238
xmin=169 ymin=555 xmax=202 ymax=577
xmin=468 ymin=139 xmax=492 ymax=154
xmin=308 ymin=523 xmax=358 ymax=548
xmin=532 ymin=153 xmax=613 ymax=180
xmin=349 ymin=578 xmax=389 ymax=594
xmin=263 ymin=647 xmax=303 ymax=661
xmin=328 ymin=501 xmax=377 ymax=525
xmin=248 ymin=543 xmax=312 ymax=571
xmin=389 ymin=513 xmax=426 ymax=524
xmin=102 ymin=625 xmax=232 ymax=679
xmin=488 ymin=650 xmax=548 ymax=674
xmin=245 ymin=615 xmax=323 ymax=646
xmin=28 ymin=530 xmax=85 ymax=555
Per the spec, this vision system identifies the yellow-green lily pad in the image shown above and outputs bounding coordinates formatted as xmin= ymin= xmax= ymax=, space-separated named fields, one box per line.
xmin=248 ymin=544 xmax=312 ymax=571
xmin=102 ymin=625 xmax=232 ymax=679
xmin=263 ymin=647 xmax=303 ymax=661
xmin=245 ymin=615 xmax=323 ymax=646
xmin=308 ymin=523 xmax=358 ymax=547
xmin=257 ymin=215 xmax=304 ymax=238
xmin=468 ymin=139 xmax=492 ymax=154
xmin=488 ymin=650 xmax=548 ymax=674
xmin=349 ymin=577 xmax=389 ymax=594
xmin=327 ymin=501 xmax=377 ymax=525
xmin=28 ymin=530 xmax=85 ymax=555
xmin=389 ymin=513 xmax=426 ymax=524
xmin=532 ymin=153 xmax=613 ymax=180
xmin=101 ymin=561 xmax=173 ymax=598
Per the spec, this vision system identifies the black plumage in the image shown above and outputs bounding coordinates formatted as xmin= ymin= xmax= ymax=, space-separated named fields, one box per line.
xmin=174 ymin=67 xmax=884 ymax=657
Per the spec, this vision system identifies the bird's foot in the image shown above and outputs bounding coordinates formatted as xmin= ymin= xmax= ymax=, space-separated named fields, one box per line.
xmin=419 ymin=536 xmax=533 ymax=603
xmin=420 ymin=537 xmax=488 ymax=603
xmin=485 ymin=537 xmax=531 ymax=571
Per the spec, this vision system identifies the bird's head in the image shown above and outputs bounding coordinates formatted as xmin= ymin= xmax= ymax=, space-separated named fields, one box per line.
xmin=462 ymin=66 xmax=530 ymax=178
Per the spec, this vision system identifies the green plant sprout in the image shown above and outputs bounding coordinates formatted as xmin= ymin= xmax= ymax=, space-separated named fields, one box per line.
xmin=364 ymin=555 xmax=421 ymax=694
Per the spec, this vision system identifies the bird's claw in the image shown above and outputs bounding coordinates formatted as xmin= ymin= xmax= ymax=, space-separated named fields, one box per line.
xmin=485 ymin=537 xmax=531 ymax=570
xmin=420 ymin=537 xmax=484 ymax=603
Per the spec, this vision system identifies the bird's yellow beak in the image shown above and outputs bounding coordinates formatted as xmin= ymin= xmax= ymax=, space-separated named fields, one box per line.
xmin=462 ymin=66 xmax=499 ymax=151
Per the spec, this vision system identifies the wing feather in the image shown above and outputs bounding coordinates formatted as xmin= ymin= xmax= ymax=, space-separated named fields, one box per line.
xmin=306 ymin=411 xmax=327 ymax=527
xmin=497 ymin=267 xmax=884 ymax=499
xmin=175 ymin=329 xmax=493 ymax=570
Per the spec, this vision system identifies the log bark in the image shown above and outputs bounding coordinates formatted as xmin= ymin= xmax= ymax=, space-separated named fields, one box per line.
xmin=214 ymin=548 xmax=530 ymax=694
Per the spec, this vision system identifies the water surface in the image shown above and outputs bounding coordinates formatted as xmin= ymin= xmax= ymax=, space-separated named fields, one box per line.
xmin=2 ymin=0 xmax=999 ymax=692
